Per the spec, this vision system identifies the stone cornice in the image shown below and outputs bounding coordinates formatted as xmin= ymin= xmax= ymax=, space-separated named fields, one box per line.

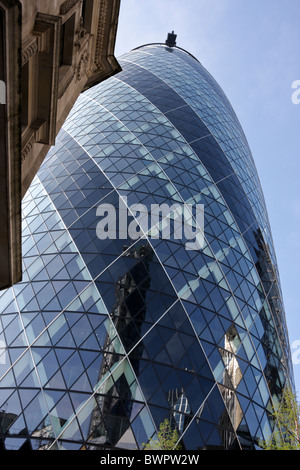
xmin=60 ymin=0 xmax=80 ymax=15
xmin=94 ymin=0 xmax=109 ymax=70
xmin=22 ymin=38 xmax=38 ymax=66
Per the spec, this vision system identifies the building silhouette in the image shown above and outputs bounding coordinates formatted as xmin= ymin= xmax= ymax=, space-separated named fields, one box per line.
xmin=0 ymin=34 xmax=294 ymax=450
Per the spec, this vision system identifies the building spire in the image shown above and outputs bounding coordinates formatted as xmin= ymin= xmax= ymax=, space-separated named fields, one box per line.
xmin=165 ymin=31 xmax=177 ymax=47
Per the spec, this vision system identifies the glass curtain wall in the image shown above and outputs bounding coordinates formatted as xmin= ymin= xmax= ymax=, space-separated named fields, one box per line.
xmin=0 ymin=43 xmax=294 ymax=451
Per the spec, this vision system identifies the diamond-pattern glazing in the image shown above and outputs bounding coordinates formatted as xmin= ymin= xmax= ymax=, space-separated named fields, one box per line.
xmin=0 ymin=44 xmax=293 ymax=451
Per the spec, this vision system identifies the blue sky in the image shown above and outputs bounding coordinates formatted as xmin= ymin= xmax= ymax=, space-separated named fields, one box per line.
xmin=114 ymin=0 xmax=300 ymax=394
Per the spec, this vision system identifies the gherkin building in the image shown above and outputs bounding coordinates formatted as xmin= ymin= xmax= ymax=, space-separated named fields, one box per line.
xmin=0 ymin=36 xmax=294 ymax=451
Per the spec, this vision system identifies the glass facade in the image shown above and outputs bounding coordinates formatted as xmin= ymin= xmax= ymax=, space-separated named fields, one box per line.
xmin=0 ymin=43 xmax=294 ymax=450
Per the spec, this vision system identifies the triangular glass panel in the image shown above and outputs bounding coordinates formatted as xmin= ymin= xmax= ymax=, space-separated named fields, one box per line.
xmin=19 ymin=388 xmax=40 ymax=409
xmin=3 ymin=438 xmax=27 ymax=450
xmin=115 ymin=426 xmax=137 ymax=450
xmin=1 ymin=299 xmax=19 ymax=314
xmin=10 ymin=330 xmax=27 ymax=348
xmin=45 ymin=369 xmax=66 ymax=390
xmin=70 ymin=372 xmax=92 ymax=393
xmin=22 ymin=297 xmax=40 ymax=312
xmin=8 ymin=414 xmax=27 ymax=438
xmin=56 ymin=330 xmax=76 ymax=349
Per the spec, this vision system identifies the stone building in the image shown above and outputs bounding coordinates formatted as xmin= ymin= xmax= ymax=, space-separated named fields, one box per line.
xmin=0 ymin=0 xmax=121 ymax=289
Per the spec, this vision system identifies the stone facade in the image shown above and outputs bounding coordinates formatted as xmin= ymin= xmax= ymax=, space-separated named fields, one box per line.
xmin=0 ymin=0 xmax=121 ymax=289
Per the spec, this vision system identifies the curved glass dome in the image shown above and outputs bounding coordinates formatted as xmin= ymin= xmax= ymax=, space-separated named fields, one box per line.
xmin=0 ymin=42 xmax=293 ymax=451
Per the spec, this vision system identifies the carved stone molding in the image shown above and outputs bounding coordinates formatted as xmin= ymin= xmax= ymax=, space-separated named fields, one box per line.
xmin=21 ymin=118 xmax=47 ymax=161
xmin=94 ymin=0 xmax=108 ymax=70
xmin=22 ymin=38 xmax=38 ymax=66
xmin=76 ymin=49 xmax=90 ymax=81
xmin=75 ymin=26 xmax=89 ymax=50
xmin=21 ymin=133 xmax=35 ymax=162
xmin=60 ymin=0 xmax=80 ymax=15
